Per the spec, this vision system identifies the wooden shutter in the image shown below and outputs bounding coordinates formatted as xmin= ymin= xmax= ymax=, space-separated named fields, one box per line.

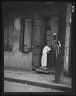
xmin=4 ymin=23 xmax=9 ymax=51
xmin=24 ymin=18 xmax=32 ymax=52
xmin=8 ymin=21 xmax=14 ymax=51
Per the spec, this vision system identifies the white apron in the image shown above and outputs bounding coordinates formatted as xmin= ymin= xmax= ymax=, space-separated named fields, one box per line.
xmin=41 ymin=46 xmax=51 ymax=67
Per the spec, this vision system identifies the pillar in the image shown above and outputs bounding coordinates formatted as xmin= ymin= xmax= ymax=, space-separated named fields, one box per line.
xmin=55 ymin=3 xmax=67 ymax=83
xmin=64 ymin=4 xmax=72 ymax=76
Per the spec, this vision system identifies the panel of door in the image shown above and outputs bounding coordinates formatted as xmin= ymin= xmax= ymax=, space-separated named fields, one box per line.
xmin=32 ymin=19 xmax=42 ymax=68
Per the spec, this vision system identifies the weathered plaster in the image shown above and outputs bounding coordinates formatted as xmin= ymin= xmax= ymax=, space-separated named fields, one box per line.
xmin=4 ymin=52 xmax=32 ymax=70
xmin=64 ymin=4 xmax=72 ymax=73
xmin=12 ymin=18 xmax=21 ymax=52
xmin=4 ymin=4 xmax=59 ymax=69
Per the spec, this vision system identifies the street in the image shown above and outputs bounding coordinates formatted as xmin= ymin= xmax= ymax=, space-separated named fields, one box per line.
xmin=4 ymin=81 xmax=63 ymax=92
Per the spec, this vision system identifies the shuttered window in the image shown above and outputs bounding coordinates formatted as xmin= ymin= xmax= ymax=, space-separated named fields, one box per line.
xmin=4 ymin=21 xmax=14 ymax=51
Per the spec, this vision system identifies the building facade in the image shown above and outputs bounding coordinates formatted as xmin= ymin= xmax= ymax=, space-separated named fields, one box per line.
xmin=3 ymin=2 xmax=72 ymax=76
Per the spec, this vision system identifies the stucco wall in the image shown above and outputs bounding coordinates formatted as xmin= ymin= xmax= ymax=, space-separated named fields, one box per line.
xmin=4 ymin=4 xmax=58 ymax=70
xmin=4 ymin=52 xmax=32 ymax=71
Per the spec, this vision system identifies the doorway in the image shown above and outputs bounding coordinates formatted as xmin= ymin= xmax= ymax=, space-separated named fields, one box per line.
xmin=20 ymin=17 xmax=58 ymax=70
xmin=44 ymin=17 xmax=58 ymax=70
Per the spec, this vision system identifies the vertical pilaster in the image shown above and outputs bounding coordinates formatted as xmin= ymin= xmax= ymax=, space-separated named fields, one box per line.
xmin=64 ymin=4 xmax=72 ymax=75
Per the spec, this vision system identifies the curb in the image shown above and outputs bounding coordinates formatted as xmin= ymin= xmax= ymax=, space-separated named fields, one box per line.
xmin=4 ymin=77 xmax=72 ymax=92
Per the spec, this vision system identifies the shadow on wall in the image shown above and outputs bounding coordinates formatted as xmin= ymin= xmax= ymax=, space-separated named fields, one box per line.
xmin=4 ymin=52 xmax=32 ymax=71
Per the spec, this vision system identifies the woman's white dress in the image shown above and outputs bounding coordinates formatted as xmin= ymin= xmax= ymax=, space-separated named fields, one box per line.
xmin=41 ymin=46 xmax=51 ymax=67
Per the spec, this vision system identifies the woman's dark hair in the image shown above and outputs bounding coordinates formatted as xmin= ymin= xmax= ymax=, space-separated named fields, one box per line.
xmin=43 ymin=42 xmax=47 ymax=48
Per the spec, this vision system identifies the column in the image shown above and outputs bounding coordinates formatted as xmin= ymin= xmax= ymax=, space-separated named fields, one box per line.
xmin=55 ymin=3 xmax=67 ymax=83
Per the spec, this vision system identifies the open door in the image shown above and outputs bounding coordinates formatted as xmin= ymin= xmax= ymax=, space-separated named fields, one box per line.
xmin=44 ymin=17 xmax=58 ymax=69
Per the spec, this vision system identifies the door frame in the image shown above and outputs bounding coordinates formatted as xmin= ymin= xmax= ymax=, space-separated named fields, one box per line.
xmin=32 ymin=17 xmax=42 ymax=68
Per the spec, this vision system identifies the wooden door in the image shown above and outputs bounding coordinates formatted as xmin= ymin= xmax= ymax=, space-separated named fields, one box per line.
xmin=32 ymin=19 xmax=42 ymax=68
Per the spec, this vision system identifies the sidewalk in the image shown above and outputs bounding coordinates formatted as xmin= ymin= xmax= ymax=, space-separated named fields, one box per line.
xmin=4 ymin=69 xmax=72 ymax=92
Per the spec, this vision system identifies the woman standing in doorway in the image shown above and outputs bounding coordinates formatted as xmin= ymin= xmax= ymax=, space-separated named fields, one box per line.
xmin=40 ymin=44 xmax=51 ymax=70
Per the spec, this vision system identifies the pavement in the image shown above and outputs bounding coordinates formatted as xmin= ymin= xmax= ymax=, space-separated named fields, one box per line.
xmin=4 ymin=68 xmax=72 ymax=92
xmin=4 ymin=81 xmax=63 ymax=92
